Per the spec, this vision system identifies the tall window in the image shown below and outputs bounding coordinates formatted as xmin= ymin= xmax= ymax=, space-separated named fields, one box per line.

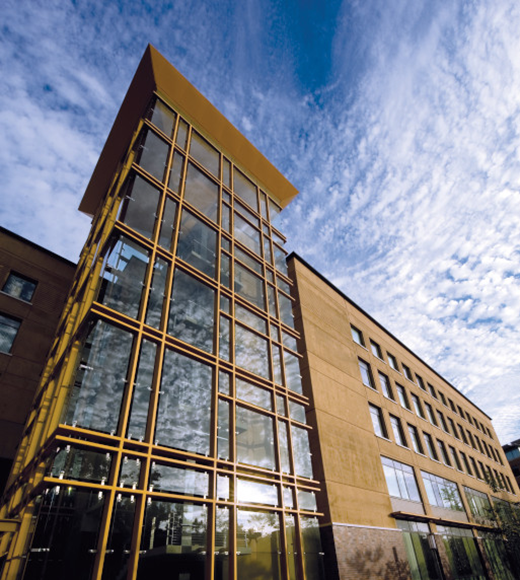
xmin=449 ymin=446 xmax=463 ymax=471
xmin=460 ymin=451 xmax=473 ymax=476
xmin=2 ymin=272 xmax=37 ymax=302
xmin=464 ymin=487 xmax=491 ymax=520
xmin=379 ymin=372 xmax=394 ymax=400
xmin=437 ymin=410 xmax=449 ymax=433
xmin=423 ymin=433 xmax=438 ymax=461
xmin=370 ymin=340 xmax=382 ymax=358
xmin=390 ymin=415 xmax=408 ymax=447
xmin=0 ymin=313 xmax=21 ymax=353
xmin=437 ymin=440 xmax=451 ymax=466
xmin=402 ymin=364 xmax=414 ymax=382
xmin=425 ymin=403 xmax=438 ymax=426
xmin=358 ymin=359 xmax=375 ymax=389
xmin=411 ymin=394 xmax=425 ymax=419
xmin=381 ymin=457 xmax=421 ymax=502
xmin=351 ymin=325 xmax=365 ymax=346
xmin=408 ymin=425 xmax=424 ymax=454
xmin=397 ymin=384 xmax=411 ymax=410
xmin=387 ymin=353 xmax=399 ymax=371
xmin=369 ymin=404 xmax=388 ymax=438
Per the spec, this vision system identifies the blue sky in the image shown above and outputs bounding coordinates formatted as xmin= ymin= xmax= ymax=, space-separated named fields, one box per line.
xmin=2 ymin=0 xmax=520 ymax=444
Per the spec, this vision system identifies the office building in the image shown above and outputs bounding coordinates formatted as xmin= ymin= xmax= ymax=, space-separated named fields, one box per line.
xmin=0 ymin=228 xmax=75 ymax=495
xmin=1 ymin=45 xmax=518 ymax=580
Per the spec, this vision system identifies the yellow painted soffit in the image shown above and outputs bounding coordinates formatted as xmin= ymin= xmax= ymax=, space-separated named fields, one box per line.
xmin=79 ymin=44 xmax=298 ymax=217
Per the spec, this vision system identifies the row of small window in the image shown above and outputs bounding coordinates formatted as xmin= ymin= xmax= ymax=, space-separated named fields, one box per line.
xmin=352 ymin=325 xmax=494 ymax=440
xmin=61 ymin=319 xmax=312 ymax=477
xmin=382 ymin=456 xmax=514 ymax=516
xmin=25 ymin=486 xmax=325 ymax=580
xmin=119 ymin=171 xmax=289 ymax=278
xmin=139 ymin=96 xmax=284 ymax=231
xmin=359 ymin=358 xmax=502 ymax=464
xmin=370 ymin=406 xmax=514 ymax=493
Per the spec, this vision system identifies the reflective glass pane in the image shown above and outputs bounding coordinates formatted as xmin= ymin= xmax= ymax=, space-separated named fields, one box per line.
xmin=274 ymin=244 xmax=288 ymax=275
xmin=139 ymin=501 xmax=207 ymax=579
xmin=260 ymin=192 xmax=268 ymax=219
xmin=235 ymin=246 xmax=262 ymax=274
xmin=119 ymin=175 xmax=160 ymax=239
xmin=220 ymin=253 xmax=230 ymax=288
xmin=150 ymin=99 xmax=176 ymax=137
xmin=234 ymin=262 xmax=265 ymax=310
xmin=234 ymin=213 xmax=261 ymax=255
xmin=150 ymin=463 xmax=208 ymax=497
xmin=268 ymin=285 xmax=278 ymax=317
xmin=285 ymin=515 xmax=298 ymax=580
xmin=24 ymin=488 xmax=104 ymax=580
xmin=119 ymin=457 xmax=141 ymax=489
xmin=168 ymin=269 xmax=215 ymax=353
xmin=102 ymin=496 xmax=136 ymax=580
xmin=236 ymin=406 xmax=276 ymax=470
xmin=136 ymin=129 xmax=169 ymax=182
xmin=65 ymin=321 xmax=133 ymax=434
xmin=219 ymin=315 xmax=230 ymax=361
xmin=217 ymin=399 xmax=230 ymax=460
xmin=215 ymin=507 xmax=230 ymax=580
xmin=292 ymin=425 xmax=313 ymax=478
xmin=145 ymin=258 xmax=168 ymax=328
xmin=176 ymin=119 xmax=188 ymax=149
xmin=190 ymin=131 xmax=219 ymax=177
xmin=278 ymin=421 xmax=291 ymax=473
xmin=273 ymin=345 xmax=283 ymax=385
xmin=50 ymin=447 xmax=111 ymax=484
xmin=284 ymin=350 xmax=302 ymax=394
xmin=235 ymin=324 xmax=270 ymax=379
xmin=168 ymin=151 xmax=184 ymax=194
xmin=298 ymin=490 xmax=317 ymax=511
xmin=233 ymin=168 xmax=258 ymax=210
xmin=184 ymin=162 xmax=219 ymax=222
xmin=158 ymin=197 xmax=179 ymax=251
xmin=284 ymin=487 xmax=294 ymax=508
xmin=290 ymin=401 xmax=306 ymax=424
xmin=222 ymin=159 xmax=231 ymax=187
xmin=237 ymin=479 xmax=279 ymax=505
xmin=222 ymin=204 xmax=231 ymax=233
xmin=98 ymin=236 xmax=149 ymax=319
xmin=236 ymin=378 xmax=272 ymax=410
xmin=155 ymin=350 xmax=212 ymax=455
xmin=301 ymin=516 xmax=326 ymax=580
xmin=264 ymin=237 xmax=273 ymax=264
xmin=218 ymin=371 xmax=231 ymax=395
xmin=177 ymin=210 xmax=217 ymax=279
xmin=236 ymin=510 xmax=281 ymax=580
xmin=278 ymin=292 xmax=294 ymax=328
xmin=216 ymin=475 xmax=230 ymax=500
xmin=235 ymin=303 xmax=267 ymax=334
xmin=276 ymin=395 xmax=286 ymax=416
xmin=127 ymin=339 xmax=156 ymax=440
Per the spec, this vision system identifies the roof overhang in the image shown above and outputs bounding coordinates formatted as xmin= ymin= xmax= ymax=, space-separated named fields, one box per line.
xmin=79 ymin=44 xmax=298 ymax=217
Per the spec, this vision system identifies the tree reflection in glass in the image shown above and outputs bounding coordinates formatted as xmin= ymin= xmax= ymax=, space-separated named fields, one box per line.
xmin=183 ymin=162 xmax=219 ymax=222
xmin=168 ymin=269 xmax=215 ymax=353
xmin=127 ymin=339 xmax=156 ymax=441
xmin=215 ymin=507 xmax=230 ymax=580
xmin=145 ymin=258 xmax=168 ymax=329
xmin=291 ymin=426 xmax=313 ymax=479
xmin=176 ymin=210 xmax=217 ymax=279
xmin=64 ymin=320 xmax=133 ymax=434
xmin=236 ymin=509 xmax=281 ymax=580
xmin=155 ymin=350 xmax=212 ymax=455
xmin=235 ymin=324 xmax=270 ymax=379
xmin=119 ymin=175 xmax=160 ymax=239
xmin=138 ymin=501 xmax=207 ymax=580
xmin=98 ymin=235 xmax=149 ymax=319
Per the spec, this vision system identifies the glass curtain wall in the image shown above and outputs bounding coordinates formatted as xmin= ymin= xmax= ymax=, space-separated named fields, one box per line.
xmin=18 ymin=95 xmax=323 ymax=580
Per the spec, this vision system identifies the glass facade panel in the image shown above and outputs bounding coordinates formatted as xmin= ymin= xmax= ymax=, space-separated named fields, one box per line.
xmin=145 ymin=258 xmax=168 ymax=328
xmin=150 ymin=99 xmax=176 ymax=136
xmin=119 ymin=457 xmax=141 ymax=488
xmin=127 ymin=339 xmax=156 ymax=440
xmin=183 ymin=162 xmax=219 ymax=222
xmin=102 ymin=496 xmax=136 ymax=580
xmin=176 ymin=210 xmax=217 ymax=278
xmin=136 ymin=128 xmax=169 ymax=182
xmin=236 ymin=377 xmax=272 ymax=410
xmin=2 ymin=271 xmax=37 ymax=302
xmin=381 ymin=457 xmax=421 ymax=502
xmin=437 ymin=526 xmax=485 ymax=580
xmin=278 ymin=291 xmax=294 ymax=328
xmin=65 ymin=320 xmax=133 ymax=434
xmin=291 ymin=425 xmax=313 ymax=478
xmin=150 ymin=463 xmax=209 ymax=497
xmin=285 ymin=515 xmax=298 ymax=580
xmin=138 ymin=501 xmax=207 ymax=579
xmin=396 ymin=520 xmax=441 ymax=580
xmin=155 ymin=350 xmax=212 ymax=455
xmin=98 ymin=235 xmax=149 ymax=319
xmin=235 ymin=323 xmax=270 ymax=379
xmin=278 ymin=420 xmax=291 ymax=473
xmin=217 ymin=399 xmax=230 ymax=460
xmin=236 ymin=510 xmax=281 ymax=580
xmin=158 ymin=196 xmax=179 ymax=250
xmin=219 ymin=315 xmax=231 ymax=361
xmin=168 ymin=269 xmax=215 ymax=353
xmin=237 ymin=478 xmax=279 ymax=505
xmin=234 ymin=261 xmax=265 ymax=310
xmin=235 ymin=303 xmax=267 ymax=334
xmin=119 ymin=175 xmax=160 ymax=239
xmin=236 ymin=406 xmax=276 ymax=470
xmin=215 ymin=507 xmax=230 ymax=580
xmin=168 ymin=151 xmax=184 ymax=194
xmin=234 ymin=213 xmax=261 ymax=255
xmin=190 ymin=131 xmax=219 ymax=177
xmin=284 ymin=350 xmax=302 ymax=394
xmin=50 ymin=447 xmax=111 ymax=484
xmin=233 ymin=168 xmax=258 ymax=210
xmin=421 ymin=472 xmax=464 ymax=511
xmin=24 ymin=488 xmax=104 ymax=580
xmin=301 ymin=516 xmax=326 ymax=580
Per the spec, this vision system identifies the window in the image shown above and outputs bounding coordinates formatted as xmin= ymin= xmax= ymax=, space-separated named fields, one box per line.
xmin=411 ymin=394 xmax=425 ymax=419
xmin=425 ymin=403 xmax=438 ymax=426
xmin=460 ymin=451 xmax=473 ymax=475
xmin=396 ymin=384 xmax=411 ymax=410
xmin=448 ymin=398 xmax=456 ymax=413
xmin=437 ymin=410 xmax=449 ymax=433
xmin=390 ymin=415 xmax=408 ymax=447
xmin=459 ymin=424 xmax=469 ymax=445
xmin=369 ymin=405 xmax=388 ymax=439
xmin=464 ymin=487 xmax=491 ymax=520
xmin=358 ymin=359 xmax=375 ymax=389
xmin=416 ymin=375 xmax=426 ymax=391
xmin=449 ymin=446 xmax=463 ymax=471
xmin=439 ymin=391 xmax=447 ymax=406
xmin=402 ymin=364 xmax=414 ymax=382
xmin=370 ymin=340 xmax=382 ymax=359
xmin=408 ymin=425 xmax=424 ymax=454
xmin=470 ymin=457 xmax=483 ymax=480
xmin=457 ymin=405 xmax=464 ymax=417
xmin=0 ymin=313 xmax=21 ymax=353
xmin=448 ymin=418 xmax=459 ymax=439
xmin=437 ymin=440 xmax=451 ymax=466
xmin=2 ymin=272 xmax=37 ymax=302
xmin=428 ymin=383 xmax=438 ymax=399
xmin=381 ymin=457 xmax=421 ymax=501
xmin=351 ymin=326 xmax=365 ymax=346
xmin=421 ymin=471 xmax=463 ymax=511
xmin=379 ymin=372 xmax=394 ymax=400
xmin=387 ymin=353 xmax=399 ymax=371
xmin=423 ymin=433 xmax=439 ymax=460
xmin=467 ymin=431 xmax=477 ymax=450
